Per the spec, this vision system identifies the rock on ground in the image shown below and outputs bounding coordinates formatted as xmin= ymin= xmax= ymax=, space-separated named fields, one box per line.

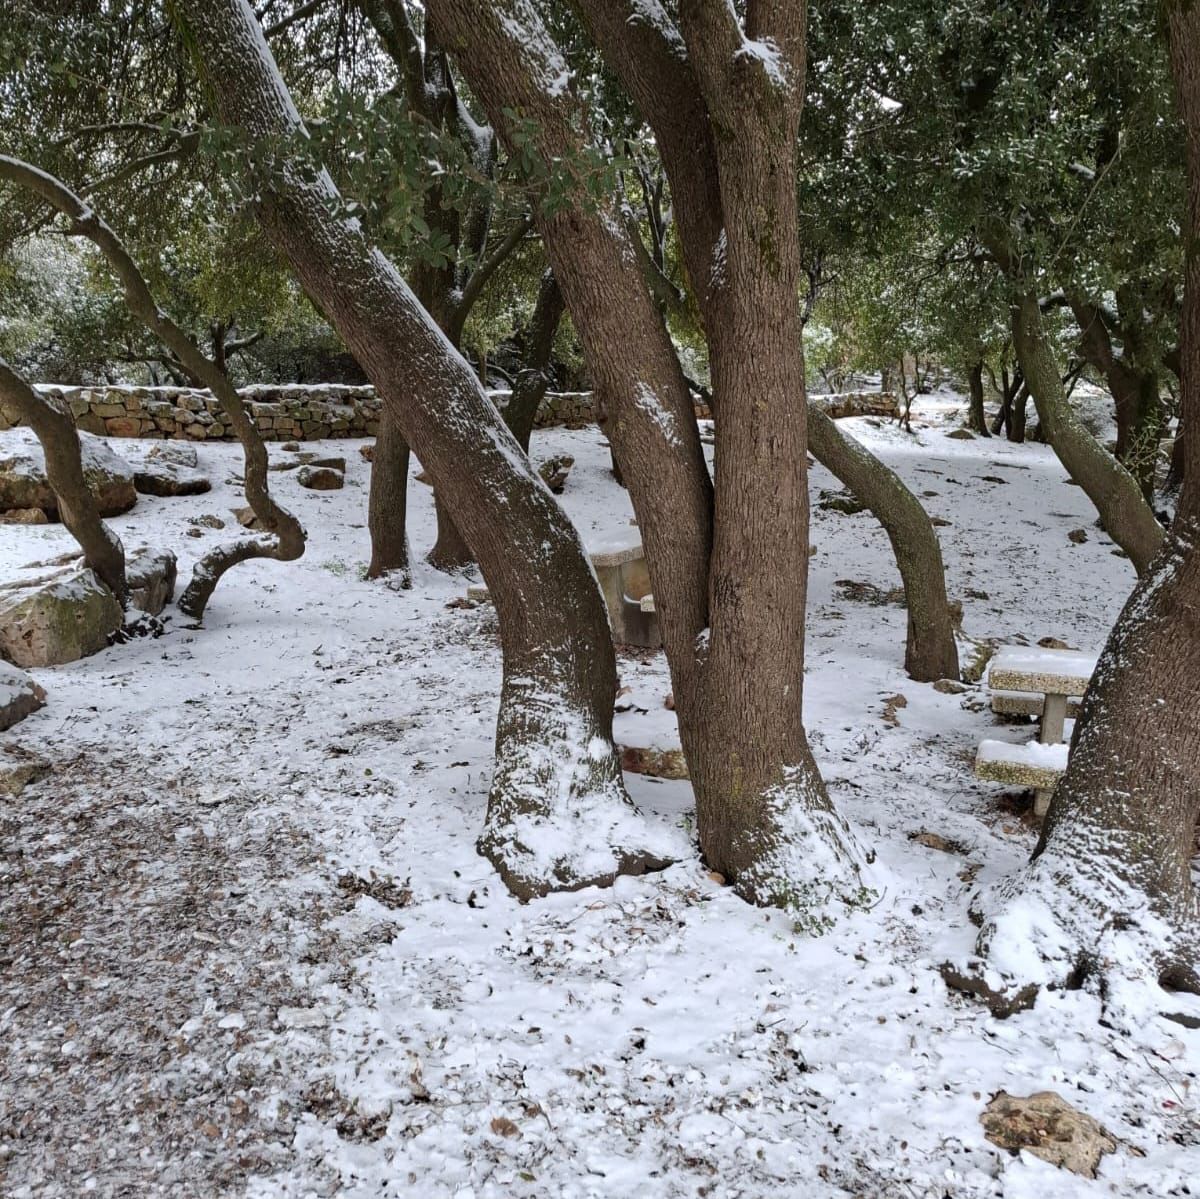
xmin=146 ymin=442 xmax=199 ymax=468
xmin=0 ymin=660 xmax=46 ymax=731
xmin=0 ymin=566 xmax=123 ymax=668
xmin=0 ymin=428 xmax=136 ymax=517
xmin=981 ymin=1091 xmax=1117 ymax=1177
xmin=297 ymin=465 xmax=344 ymax=491
xmin=126 ymin=547 xmax=177 ymax=615
xmin=133 ymin=460 xmax=212 ymax=497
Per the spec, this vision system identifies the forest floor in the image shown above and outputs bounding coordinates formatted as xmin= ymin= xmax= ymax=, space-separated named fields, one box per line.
xmin=2 ymin=393 xmax=1198 ymax=1198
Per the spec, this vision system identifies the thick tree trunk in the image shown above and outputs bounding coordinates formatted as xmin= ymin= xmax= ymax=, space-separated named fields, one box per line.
xmin=966 ymin=360 xmax=990 ymax=435
xmin=808 ymin=406 xmax=960 ymax=682
xmin=0 ymin=359 xmax=127 ymax=604
xmin=366 ymin=408 xmax=411 ymax=583
xmin=429 ymin=0 xmax=864 ymax=913
xmin=1008 ymin=286 xmax=1164 ymax=574
xmin=176 ymin=0 xmax=675 ymax=898
xmin=952 ymin=1 xmax=1200 ymax=1019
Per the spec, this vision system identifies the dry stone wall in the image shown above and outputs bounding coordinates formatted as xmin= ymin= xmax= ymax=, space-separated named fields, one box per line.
xmin=0 ymin=385 xmax=605 ymax=442
xmin=1 ymin=384 xmax=891 ymax=442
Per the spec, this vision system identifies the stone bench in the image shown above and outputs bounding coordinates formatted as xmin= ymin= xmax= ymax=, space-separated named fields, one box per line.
xmin=975 ymin=739 xmax=1069 ymax=814
xmin=980 ymin=646 xmax=1096 ymax=816
xmin=465 ymin=536 xmax=662 ymax=649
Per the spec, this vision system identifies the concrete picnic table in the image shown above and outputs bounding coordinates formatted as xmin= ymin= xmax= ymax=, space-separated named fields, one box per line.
xmin=987 ymin=646 xmax=1097 ymax=746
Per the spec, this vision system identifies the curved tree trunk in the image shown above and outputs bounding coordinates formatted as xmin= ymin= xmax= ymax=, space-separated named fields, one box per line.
xmin=501 ymin=270 xmax=564 ymax=453
xmin=1009 ymin=287 xmax=1164 ymax=574
xmin=952 ymin=0 xmax=1200 ymax=1019
xmin=175 ymin=0 xmax=674 ymax=898
xmin=0 ymin=155 xmax=306 ymax=621
xmin=808 ymin=406 xmax=960 ymax=682
xmin=0 ymin=359 xmax=127 ymax=604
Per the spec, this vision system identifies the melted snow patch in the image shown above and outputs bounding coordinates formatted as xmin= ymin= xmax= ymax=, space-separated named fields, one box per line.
xmin=633 ymin=382 xmax=682 ymax=448
xmin=498 ymin=3 xmax=571 ymax=98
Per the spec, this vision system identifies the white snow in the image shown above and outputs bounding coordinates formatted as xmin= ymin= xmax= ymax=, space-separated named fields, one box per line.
xmin=3 ymin=392 xmax=1198 ymax=1197
xmin=977 ymin=738 xmax=1070 ymax=770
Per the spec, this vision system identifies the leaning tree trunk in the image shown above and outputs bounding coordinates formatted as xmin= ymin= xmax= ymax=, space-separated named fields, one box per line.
xmin=808 ymin=405 xmax=960 ymax=682
xmin=1007 ymin=286 xmax=1164 ymax=574
xmin=950 ymin=0 xmax=1200 ymax=1020
xmin=0 ymin=359 xmax=127 ymax=604
xmin=0 ymin=154 xmax=306 ymax=620
xmin=175 ymin=0 xmax=675 ymax=898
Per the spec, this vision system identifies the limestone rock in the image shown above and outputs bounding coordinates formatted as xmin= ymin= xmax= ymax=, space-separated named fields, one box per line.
xmin=146 ymin=442 xmax=199 ymax=468
xmin=134 ymin=460 xmax=212 ymax=497
xmin=125 ymin=547 xmax=177 ymax=615
xmin=0 ymin=661 xmax=46 ymax=731
xmin=232 ymin=506 xmax=262 ymax=530
xmin=0 ymin=746 xmax=50 ymax=797
xmin=982 ymin=1092 xmax=1116 ymax=1178
xmin=0 ymin=508 xmax=49 ymax=525
xmin=359 ymin=443 xmax=374 ymax=462
xmin=297 ymin=464 xmax=344 ymax=491
xmin=0 ymin=428 xmax=136 ymax=517
xmin=538 ymin=454 xmax=574 ymax=494
xmin=0 ymin=567 xmax=123 ymax=668
xmin=619 ymin=743 xmax=689 ymax=780
xmin=946 ymin=428 xmax=976 ymax=440
xmin=309 ymin=455 xmax=346 ymax=472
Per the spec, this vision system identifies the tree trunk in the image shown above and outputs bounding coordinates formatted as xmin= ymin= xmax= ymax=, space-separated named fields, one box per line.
xmin=1007 ymin=285 xmax=1164 ymax=574
xmin=808 ymin=406 xmax=960 ymax=682
xmin=501 ymin=270 xmax=564 ymax=453
xmin=176 ymin=0 xmax=675 ymax=898
xmin=951 ymin=0 xmax=1200 ymax=1019
xmin=428 ymin=0 xmax=864 ymax=913
xmin=366 ymin=407 xmax=411 ymax=583
xmin=1009 ymin=380 xmax=1028 ymax=443
xmin=0 ymin=359 xmax=127 ymax=604
xmin=0 ymin=154 xmax=306 ymax=621
xmin=967 ymin=360 xmax=990 ymax=435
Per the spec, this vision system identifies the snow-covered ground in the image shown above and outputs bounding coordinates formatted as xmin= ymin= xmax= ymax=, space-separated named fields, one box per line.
xmin=2 ymin=395 xmax=1197 ymax=1198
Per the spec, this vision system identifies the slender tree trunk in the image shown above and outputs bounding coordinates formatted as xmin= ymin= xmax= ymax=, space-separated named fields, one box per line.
xmin=0 ymin=154 xmax=306 ymax=620
xmin=1004 ymin=283 xmax=1164 ymax=574
xmin=367 ymin=409 xmax=411 ymax=582
xmin=0 ymin=359 xmax=127 ymax=604
xmin=501 ymin=270 xmax=564 ymax=453
xmin=952 ymin=0 xmax=1200 ymax=1018
xmin=176 ymin=0 xmax=675 ymax=898
xmin=808 ymin=406 xmax=959 ymax=681
xmin=967 ymin=360 xmax=990 ymax=435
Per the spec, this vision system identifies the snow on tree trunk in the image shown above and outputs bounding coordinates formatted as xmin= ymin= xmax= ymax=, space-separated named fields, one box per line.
xmin=0 ymin=359 xmax=127 ymax=605
xmin=174 ymin=0 xmax=678 ymax=897
xmin=949 ymin=5 xmax=1200 ymax=1019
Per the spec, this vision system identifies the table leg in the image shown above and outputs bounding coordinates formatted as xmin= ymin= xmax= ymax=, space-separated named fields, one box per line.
xmin=1040 ymin=692 xmax=1068 ymax=744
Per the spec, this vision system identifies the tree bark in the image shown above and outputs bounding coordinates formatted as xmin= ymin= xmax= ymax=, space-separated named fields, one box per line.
xmin=808 ymin=406 xmax=960 ymax=681
xmin=0 ymin=359 xmax=127 ymax=604
xmin=967 ymin=360 xmax=990 ymax=435
xmin=952 ymin=1 xmax=1200 ymax=1019
xmin=174 ymin=0 xmax=674 ymax=898
xmin=501 ymin=270 xmax=564 ymax=453
xmin=997 ymin=271 xmax=1165 ymax=574
xmin=0 ymin=154 xmax=305 ymax=619
xmin=366 ymin=409 xmax=411 ymax=583
xmin=574 ymin=0 xmax=960 ymax=691
xmin=429 ymin=0 xmax=865 ymax=912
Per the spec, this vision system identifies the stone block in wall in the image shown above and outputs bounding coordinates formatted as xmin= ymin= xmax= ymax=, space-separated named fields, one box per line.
xmin=104 ymin=416 xmax=141 ymax=437
xmin=184 ymin=423 xmax=208 ymax=439
xmin=77 ymin=413 xmax=106 ymax=436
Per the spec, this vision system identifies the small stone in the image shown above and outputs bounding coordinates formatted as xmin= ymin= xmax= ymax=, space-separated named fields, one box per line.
xmin=931 ymin=516 xmax=952 ymax=527
xmin=359 ymin=443 xmax=375 ymax=462
xmin=881 ymin=693 xmax=908 ymax=726
xmin=0 ymin=661 xmax=46 ymax=731
xmin=146 ymin=442 xmax=198 ymax=468
xmin=946 ymin=428 xmax=975 ymax=440
xmin=537 ymin=454 xmax=574 ymax=494
xmin=932 ymin=678 xmax=968 ymax=695
xmin=0 ymin=508 xmax=50 ymax=525
xmin=1068 ymin=528 xmax=1088 ymax=544
xmin=0 ymin=747 xmax=50 ymax=797
xmin=619 ymin=743 xmax=689 ymax=780
xmin=232 ymin=506 xmax=262 ymax=530
xmin=981 ymin=1092 xmax=1116 ymax=1178
xmin=281 ymin=441 xmax=301 ymax=452
xmin=297 ymin=465 xmax=344 ymax=491
xmin=191 ymin=514 xmax=226 ymax=530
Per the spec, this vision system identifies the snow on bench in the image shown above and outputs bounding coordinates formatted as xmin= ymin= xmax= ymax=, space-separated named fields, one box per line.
xmin=975 ymin=738 xmax=1070 ymax=815
xmin=987 ymin=646 xmax=1097 ymax=698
